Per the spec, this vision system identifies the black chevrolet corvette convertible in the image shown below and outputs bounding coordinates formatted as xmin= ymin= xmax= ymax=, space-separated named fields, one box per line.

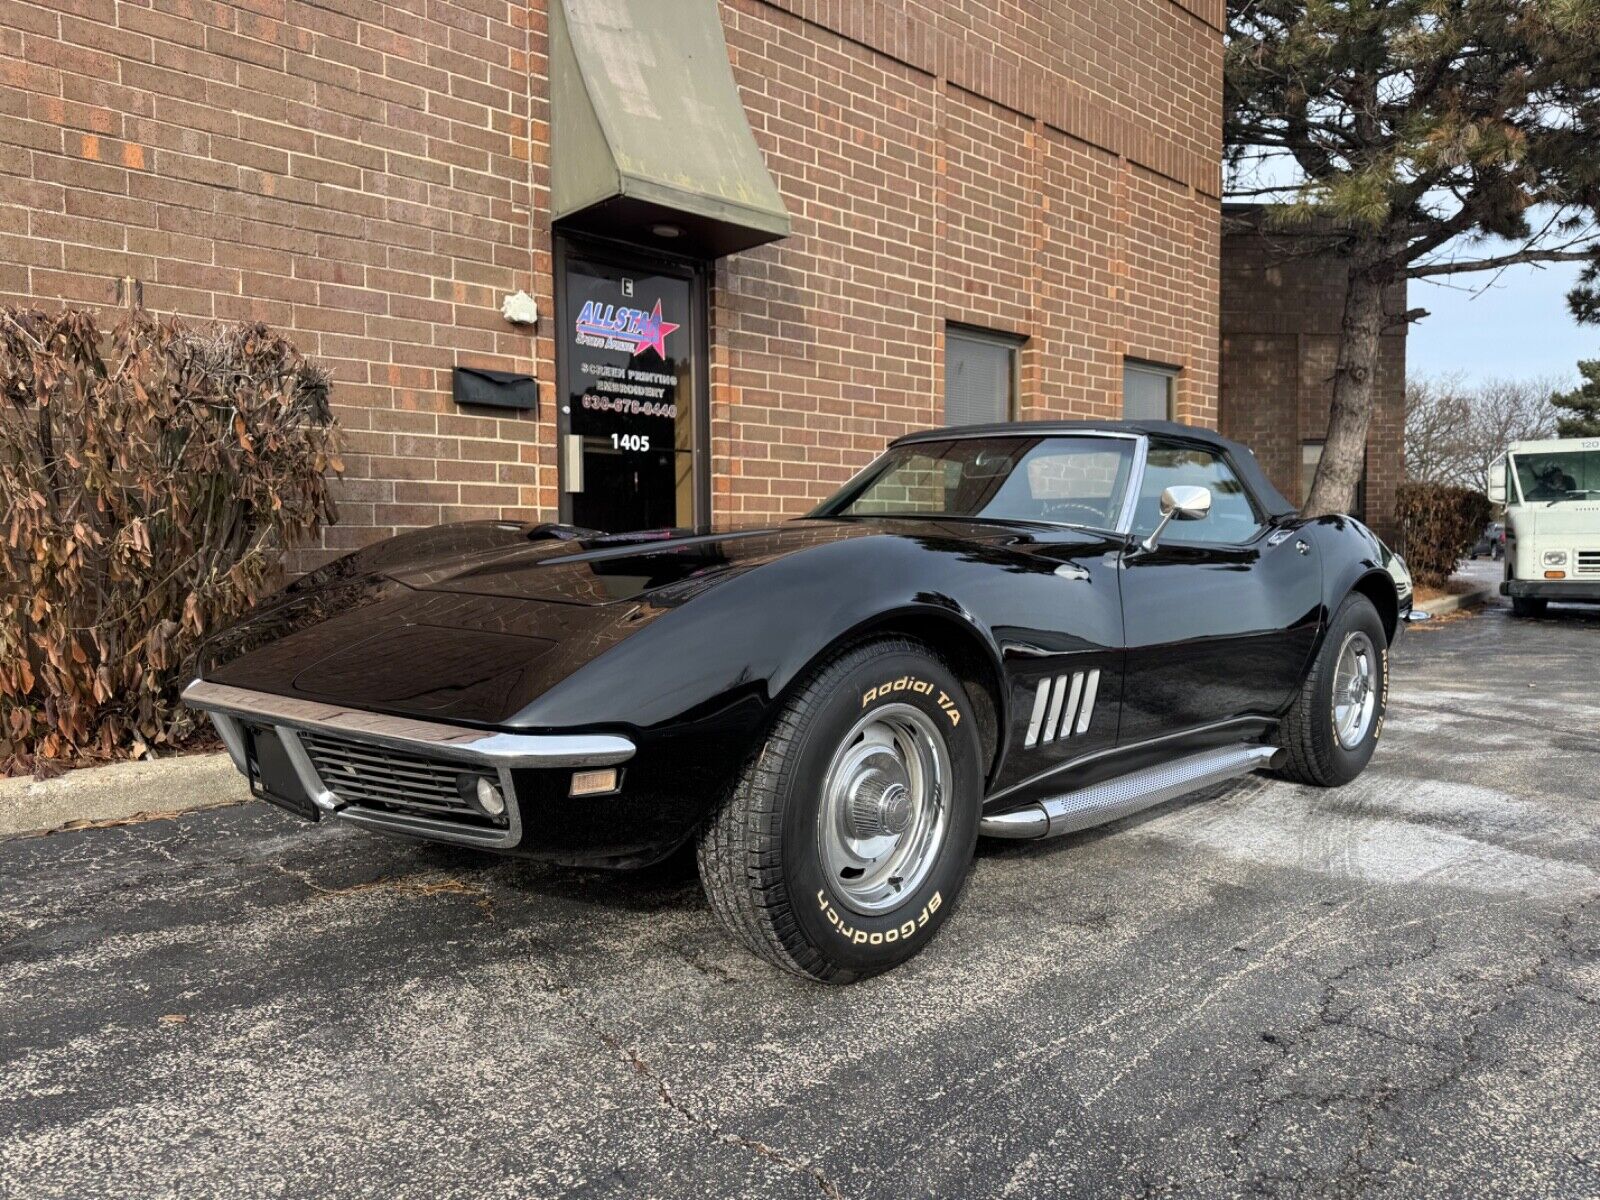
xmin=187 ymin=421 xmax=1412 ymax=982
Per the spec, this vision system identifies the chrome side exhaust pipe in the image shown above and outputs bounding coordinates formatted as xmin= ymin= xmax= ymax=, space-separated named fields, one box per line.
xmin=979 ymin=744 xmax=1282 ymax=840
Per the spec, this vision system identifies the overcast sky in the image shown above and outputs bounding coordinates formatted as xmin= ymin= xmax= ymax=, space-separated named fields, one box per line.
xmin=1407 ymin=259 xmax=1594 ymax=386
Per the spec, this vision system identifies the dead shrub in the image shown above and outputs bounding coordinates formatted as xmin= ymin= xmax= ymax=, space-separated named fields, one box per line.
xmin=1 ymin=307 xmax=340 ymax=769
xmin=1395 ymin=480 xmax=1492 ymax=588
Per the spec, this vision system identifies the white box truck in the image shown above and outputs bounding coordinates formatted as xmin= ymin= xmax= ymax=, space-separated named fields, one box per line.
xmin=1490 ymin=437 xmax=1600 ymax=616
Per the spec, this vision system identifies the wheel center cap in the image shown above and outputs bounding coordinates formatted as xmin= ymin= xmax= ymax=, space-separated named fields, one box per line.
xmin=847 ymin=772 xmax=913 ymax=839
xmin=877 ymin=783 xmax=912 ymax=835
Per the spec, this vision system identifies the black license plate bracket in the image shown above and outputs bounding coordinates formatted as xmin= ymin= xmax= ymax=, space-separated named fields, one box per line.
xmin=246 ymin=725 xmax=321 ymax=823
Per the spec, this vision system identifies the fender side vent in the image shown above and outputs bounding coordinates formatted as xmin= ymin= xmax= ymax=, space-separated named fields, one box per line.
xmin=1023 ymin=669 xmax=1101 ymax=748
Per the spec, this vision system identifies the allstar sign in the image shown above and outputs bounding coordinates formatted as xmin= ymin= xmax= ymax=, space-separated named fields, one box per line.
xmin=573 ymin=298 xmax=681 ymax=360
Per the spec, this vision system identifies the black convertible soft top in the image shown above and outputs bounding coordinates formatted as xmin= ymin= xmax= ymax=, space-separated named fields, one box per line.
xmin=890 ymin=419 xmax=1298 ymax=520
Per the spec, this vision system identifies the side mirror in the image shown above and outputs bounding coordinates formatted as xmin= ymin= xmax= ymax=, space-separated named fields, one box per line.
xmin=1141 ymin=485 xmax=1212 ymax=551
xmin=1487 ymin=456 xmax=1507 ymax=505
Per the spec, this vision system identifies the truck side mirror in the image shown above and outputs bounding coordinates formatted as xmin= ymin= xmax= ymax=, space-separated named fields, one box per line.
xmin=1488 ymin=457 xmax=1506 ymax=505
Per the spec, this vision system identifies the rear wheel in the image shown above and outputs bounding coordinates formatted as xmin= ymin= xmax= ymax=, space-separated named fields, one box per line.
xmin=1275 ymin=593 xmax=1388 ymax=787
xmin=696 ymin=638 xmax=982 ymax=983
xmin=1511 ymin=595 xmax=1547 ymax=618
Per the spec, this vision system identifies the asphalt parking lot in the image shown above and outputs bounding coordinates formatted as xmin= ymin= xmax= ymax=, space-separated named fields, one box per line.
xmin=2 ymin=593 xmax=1597 ymax=1200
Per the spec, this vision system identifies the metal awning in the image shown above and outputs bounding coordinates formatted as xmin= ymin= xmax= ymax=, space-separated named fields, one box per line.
xmin=551 ymin=0 xmax=791 ymax=258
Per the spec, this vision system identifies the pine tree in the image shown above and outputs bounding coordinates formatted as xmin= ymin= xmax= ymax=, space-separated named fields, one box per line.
xmin=1227 ymin=0 xmax=1600 ymax=516
xmin=1551 ymin=360 xmax=1600 ymax=436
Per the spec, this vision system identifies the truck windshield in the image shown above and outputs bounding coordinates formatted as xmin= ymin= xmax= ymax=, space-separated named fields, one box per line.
xmin=1512 ymin=450 xmax=1600 ymax=502
xmin=816 ymin=435 xmax=1136 ymax=529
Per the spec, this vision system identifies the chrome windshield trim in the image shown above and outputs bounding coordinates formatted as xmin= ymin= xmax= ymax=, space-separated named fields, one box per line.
xmin=182 ymin=679 xmax=636 ymax=768
xmin=889 ymin=428 xmax=1144 ymax=446
xmin=1114 ymin=435 xmax=1150 ymax=537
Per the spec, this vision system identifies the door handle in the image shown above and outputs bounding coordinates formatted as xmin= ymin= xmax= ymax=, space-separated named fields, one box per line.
xmin=1054 ymin=564 xmax=1091 ymax=582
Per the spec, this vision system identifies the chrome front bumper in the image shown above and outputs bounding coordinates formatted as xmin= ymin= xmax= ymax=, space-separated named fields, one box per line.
xmin=182 ymin=679 xmax=636 ymax=850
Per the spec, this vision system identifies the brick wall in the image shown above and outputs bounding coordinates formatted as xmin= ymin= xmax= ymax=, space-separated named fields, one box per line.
xmin=715 ymin=0 xmax=1224 ymax=523
xmin=1219 ymin=211 xmax=1407 ymax=540
xmin=2 ymin=0 xmax=1223 ymax=557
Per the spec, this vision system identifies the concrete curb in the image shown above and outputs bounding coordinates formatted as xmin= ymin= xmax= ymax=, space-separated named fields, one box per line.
xmin=0 ymin=751 xmax=241 ymax=839
xmin=1418 ymin=586 xmax=1495 ymax=617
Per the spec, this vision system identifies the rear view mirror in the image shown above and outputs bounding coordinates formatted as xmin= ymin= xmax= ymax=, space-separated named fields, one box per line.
xmin=964 ymin=449 xmax=1014 ymax=479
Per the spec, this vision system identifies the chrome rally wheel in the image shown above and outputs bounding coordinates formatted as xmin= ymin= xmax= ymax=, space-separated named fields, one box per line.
xmin=817 ymin=704 xmax=950 ymax=916
xmin=1275 ymin=591 xmax=1388 ymax=788
xmin=696 ymin=638 xmax=982 ymax=983
xmin=1331 ymin=630 xmax=1378 ymax=750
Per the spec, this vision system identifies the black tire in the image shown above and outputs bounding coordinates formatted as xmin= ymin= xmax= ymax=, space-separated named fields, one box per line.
xmin=1275 ymin=593 xmax=1388 ymax=787
xmin=696 ymin=638 xmax=983 ymax=984
xmin=1511 ymin=595 xmax=1547 ymax=618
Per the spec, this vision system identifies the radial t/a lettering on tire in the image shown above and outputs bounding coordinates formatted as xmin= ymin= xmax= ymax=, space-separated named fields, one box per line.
xmin=696 ymin=638 xmax=983 ymax=983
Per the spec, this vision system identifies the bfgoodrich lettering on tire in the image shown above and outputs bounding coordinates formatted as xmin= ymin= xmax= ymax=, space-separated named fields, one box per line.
xmin=696 ymin=638 xmax=982 ymax=983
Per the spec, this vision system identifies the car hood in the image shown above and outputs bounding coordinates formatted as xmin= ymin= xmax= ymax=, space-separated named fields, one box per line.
xmin=384 ymin=518 xmax=1018 ymax=606
xmin=198 ymin=518 xmax=1013 ymax=726
xmin=386 ymin=522 xmax=859 ymax=605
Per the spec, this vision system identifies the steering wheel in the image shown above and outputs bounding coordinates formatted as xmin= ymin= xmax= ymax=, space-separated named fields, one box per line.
xmin=1039 ymin=500 xmax=1109 ymax=525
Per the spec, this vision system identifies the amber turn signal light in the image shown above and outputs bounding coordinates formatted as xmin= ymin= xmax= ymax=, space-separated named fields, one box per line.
xmin=570 ymin=768 xmax=620 ymax=797
xmin=1545 ymin=570 xmax=1567 ymax=579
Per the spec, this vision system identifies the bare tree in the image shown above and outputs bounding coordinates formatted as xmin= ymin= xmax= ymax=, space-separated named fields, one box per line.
xmin=1404 ymin=372 xmax=1471 ymax=486
xmin=1461 ymin=377 xmax=1562 ymax=493
xmin=1405 ymin=372 xmax=1562 ymax=492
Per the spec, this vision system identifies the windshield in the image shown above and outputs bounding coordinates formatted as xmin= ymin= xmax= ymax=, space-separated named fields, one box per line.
xmin=1512 ymin=450 xmax=1600 ymax=502
xmin=815 ymin=436 xmax=1136 ymax=529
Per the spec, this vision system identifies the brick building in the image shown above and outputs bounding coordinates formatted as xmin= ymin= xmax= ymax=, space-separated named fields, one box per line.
xmin=2 ymin=0 xmax=1224 ymax=561
xmin=1219 ymin=207 xmax=1407 ymax=539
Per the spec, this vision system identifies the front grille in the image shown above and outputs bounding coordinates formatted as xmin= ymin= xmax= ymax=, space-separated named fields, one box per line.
xmin=299 ymin=732 xmax=509 ymax=829
xmin=1576 ymin=551 xmax=1600 ymax=577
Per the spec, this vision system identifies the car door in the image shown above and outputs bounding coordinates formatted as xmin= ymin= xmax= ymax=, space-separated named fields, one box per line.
xmin=1117 ymin=436 xmax=1323 ymax=745
xmin=969 ymin=437 xmax=1136 ymax=797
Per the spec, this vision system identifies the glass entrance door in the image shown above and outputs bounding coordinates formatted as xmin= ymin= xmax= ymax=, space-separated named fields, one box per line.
xmin=556 ymin=239 xmax=707 ymax=533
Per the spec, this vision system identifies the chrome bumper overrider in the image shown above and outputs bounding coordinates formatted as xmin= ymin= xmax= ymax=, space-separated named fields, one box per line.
xmin=182 ymin=679 xmax=636 ymax=849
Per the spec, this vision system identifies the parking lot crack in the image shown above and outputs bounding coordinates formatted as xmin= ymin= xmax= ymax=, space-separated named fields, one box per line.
xmin=544 ymin=979 xmax=847 ymax=1200
xmin=267 ymin=861 xmax=497 ymax=916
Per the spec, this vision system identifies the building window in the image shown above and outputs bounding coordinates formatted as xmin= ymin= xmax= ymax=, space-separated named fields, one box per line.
xmin=1123 ymin=360 xmax=1178 ymax=421
xmin=1301 ymin=440 xmax=1366 ymax=517
xmin=945 ymin=325 xmax=1020 ymax=426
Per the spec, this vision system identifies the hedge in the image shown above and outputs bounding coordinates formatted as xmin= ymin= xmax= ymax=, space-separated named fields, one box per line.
xmin=1394 ymin=480 xmax=1493 ymax=589
xmin=0 ymin=307 xmax=340 ymax=770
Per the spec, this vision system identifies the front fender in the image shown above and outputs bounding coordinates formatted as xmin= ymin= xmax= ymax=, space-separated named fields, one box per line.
xmin=509 ymin=533 xmax=1020 ymax=740
xmin=1303 ymin=515 xmax=1399 ymax=644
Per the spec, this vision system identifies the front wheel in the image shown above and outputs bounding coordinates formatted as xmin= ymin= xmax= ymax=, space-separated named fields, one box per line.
xmin=696 ymin=638 xmax=982 ymax=983
xmin=1275 ymin=593 xmax=1388 ymax=787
